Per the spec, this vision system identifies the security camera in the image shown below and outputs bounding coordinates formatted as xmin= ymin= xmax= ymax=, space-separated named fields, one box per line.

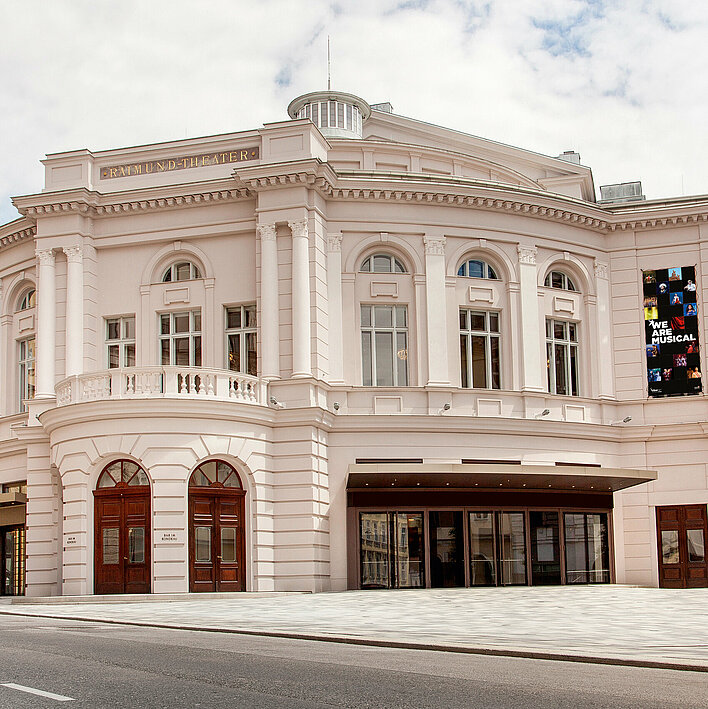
xmin=333 ymin=402 xmax=340 ymax=411
xmin=269 ymin=396 xmax=285 ymax=409
xmin=438 ymin=403 xmax=451 ymax=415
xmin=535 ymin=409 xmax=551 ymax=418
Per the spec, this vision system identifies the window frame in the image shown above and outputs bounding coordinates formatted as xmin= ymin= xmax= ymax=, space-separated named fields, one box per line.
xmin=459 ymin=309 xmax=501 ymax=389
xmin=161 ymin=261 xmax=202 ymax=283
xmin=17 ymin=337 xmax=36 ymax=411
xmin=106 ymin=316 xmax=136 ymax=369
xmin=225 ymin=305 xmax=257 ymax=376
xmin=544 ymin=270 xmax=576 ymax=291
xmin=361 ymin=304 xmax=409 ymax=387
xmin=159 ymin=310 xmax=202 ymax=367
xmin=17 ymin=288 xmax=36 ymax=312
xmin=457 ymin=259 xmax=498 ymax=280
xmin=360 ymin=254 xmax=407 ymax=274
xmin=546 ymin=319 xmax=579 ymax=396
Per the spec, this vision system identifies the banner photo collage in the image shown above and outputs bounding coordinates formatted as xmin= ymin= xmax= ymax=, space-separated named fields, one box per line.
xmin=643 ymin=266 xmax=702 ymax=397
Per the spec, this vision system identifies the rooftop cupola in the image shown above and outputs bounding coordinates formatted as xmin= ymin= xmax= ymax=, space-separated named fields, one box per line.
xmin=287 ymin=90 xmax=371 ymax=139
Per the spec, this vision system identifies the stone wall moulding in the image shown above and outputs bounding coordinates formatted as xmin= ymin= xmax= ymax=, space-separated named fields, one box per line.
xmin=371 ymin=281 xmax=398 ymax=298
xmin=164 ymin=287 xmax=190 ymax=305
xmin=468 ymin=286 xmax=494 ymax=304
xmin=553 ymin=296 xmax=575 ymax=315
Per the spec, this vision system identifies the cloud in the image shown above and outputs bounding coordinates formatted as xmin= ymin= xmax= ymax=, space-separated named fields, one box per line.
xmin=1 ymin=0 xmax=707 ymax=225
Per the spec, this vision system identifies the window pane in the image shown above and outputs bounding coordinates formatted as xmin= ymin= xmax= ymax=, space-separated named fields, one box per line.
xmin=191 ymin=469 xmax=211 ymax=487
xmin=221 ymin=528 xmax=237 ymax=563
xmin=362 ymin=332 xmax=373 ymax=386
xmin=470 ymin=313 xmax=485 ymax=331
xmin=228 ymin=334 xmax=241 ymax=371
xmin=551 ymin=272 xmax=564 ymax=289
xmin=394 ymin=259 xmax=405 ymax=273
xmin=107 ymin=320 xmax=120 ymax=340
xmin=108 ymin=345 xmax=120 ymax=369
xmin=459 ymin=310 xmax=468 ymax=330
xmin=361 ymin=257 xmax=371 ymax=273
xmin=102 ymin=528 xmax=120 ymax=565
xmin=193 ymin=336 xmax=202 ymax=367
xmin=375 ymin=332 xmax=394 ymax=386
xmin=688 ymin=529 xmax=705 ymax=562
xmin=192 ymin=312 xmax=201 ymax=332
xmin=122 ymin=461 xmax=138 ymax=483
xmin=174 ymin=338 xmax=189 ymax=366
xmin=554 ymin=344 xmax=568 ymax=395
xmin=569 ymin=345 xmax=578 ymax=396
xmin=361 ymin=305 xmax=371 ymax=327
xmin=175 ymin=262 xmax=191 ymax=281
xmin=395 ymin=306 xmax=407 ymax=328
xmin=360 ymin=513 xmax=389 ymax=588
xmin=545 ymin=319 xmax=552 ymax=338
xmin=469 ymin=512 xmax=496 ymax=586
xmin=394 ymin=513 xmax=424 ymax=588
xmin=123 ymin=317 xmax=135 ymax=339
xmin=471 ymin=336 xmax=487 ymax=388
xmin=227 ymin=308 xmax=241 ymax=329
xmin=460 ymin=335 xmax=469 ymax=388
xmin=468 ymin=260 xmax=484 ymax=278
xmin=489 ymin=313 xmax=499 ymax=333
xmin=173 ymin=313 xmax=189 ymax=333
xmin=160 ymin=339 xmax=170 ymax=365
xmin=661 ymin=530 xmax=679 ymax=564
xmin=457 ymin=264 xmax=466 ymax=276
xmin=160 ymin=314 xmax=170 ymax=335
xmin=128 ymin=527 xmax=145 ymax=564
xmin=246 ymin=332 xmax=257 ymax=376
xmin=553 ymin=321 xmax=566 ymax=340
xmin=396 ymin=332 xmax=408 ymax=386
xmin=374 ymin=306 xmax=393 ymax=328
xmin=195 ymin=527 xmax=211 ymax=562
xmin=487 ymin=265 xmax=498 ymax=279
xmin=373 ymin=255 xmax=391 ymax=273
xmin=125 ymin=344 xmax=135 ymax=367
xmin=499 ymin=512 xmax=526 ymax=585
xmin=490 ymin=336 xmax=501 ymax=389
xmin=217 ymin=462 xmax=233 ymax=484
xmin=244 ymin=305 xmax=257 ymax=327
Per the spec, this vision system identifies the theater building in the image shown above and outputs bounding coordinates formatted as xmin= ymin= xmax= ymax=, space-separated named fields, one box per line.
xmin=0 ymin=88 xmax=706 ymax=597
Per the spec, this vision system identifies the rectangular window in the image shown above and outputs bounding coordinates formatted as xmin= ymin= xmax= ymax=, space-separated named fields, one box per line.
xmin=361 ymin=305 xmax=408 ymax=386
xmin=159 ymin=311 xmax=202 ymax=366
xmin=459 ymin=310 xmax=501 ymax=389
xmin=18 ymin=337 xmax=35 ymax=410
xmin=106 ymin=316 xmax=136 ymax=368
xmin=546 ymin=319 xmax=579 ymax=395
xmin=564 ymin=512 xmax=610 ymax=583
xmin=225 ymin=305 xmax=257 ymax=376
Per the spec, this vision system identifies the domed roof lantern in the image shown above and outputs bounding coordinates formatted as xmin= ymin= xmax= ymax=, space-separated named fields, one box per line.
xmin=288 ymin=90 xmax=371 ymax=139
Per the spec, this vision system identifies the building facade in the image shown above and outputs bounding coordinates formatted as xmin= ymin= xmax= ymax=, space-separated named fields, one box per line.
xmin=0 ymin=89 xmax=705 ymax=597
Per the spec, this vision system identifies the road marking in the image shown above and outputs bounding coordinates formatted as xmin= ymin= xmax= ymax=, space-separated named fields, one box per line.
xmin=1 ymin=683 xmax=75 ymax=702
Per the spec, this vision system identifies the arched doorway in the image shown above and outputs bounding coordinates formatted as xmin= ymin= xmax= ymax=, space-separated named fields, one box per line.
xmin=189 ymin=460 xmax=246 ymax=592
xmin=94 ymin=460 xmax=151 ymax=594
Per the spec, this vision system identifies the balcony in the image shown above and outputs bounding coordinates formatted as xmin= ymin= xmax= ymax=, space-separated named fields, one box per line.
xmin=55 ymin=367 xmax=267 ymax=407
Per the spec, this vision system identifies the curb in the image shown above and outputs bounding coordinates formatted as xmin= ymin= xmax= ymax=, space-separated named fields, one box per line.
xmin=1 ymin=608 xmax=706 ymax=674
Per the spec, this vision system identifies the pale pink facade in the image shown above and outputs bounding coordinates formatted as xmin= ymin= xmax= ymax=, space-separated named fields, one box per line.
xmin=0 ymin=90 xmax=705 ymax=596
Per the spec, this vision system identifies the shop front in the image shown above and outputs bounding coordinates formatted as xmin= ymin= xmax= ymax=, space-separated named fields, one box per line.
xmin=0 ymin=486 xmax=26 ymax=596
xmin=347 ymin=464 xmax=655 ymax=590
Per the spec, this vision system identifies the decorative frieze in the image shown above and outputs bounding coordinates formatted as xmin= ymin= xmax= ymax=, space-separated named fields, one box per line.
xmin=594 ymin=260 xmax=609 ymax=279
xmin=327 ymin=233 xmax=343 ymax=252
xmin=423 ymin=235 xmax=446 ymax=256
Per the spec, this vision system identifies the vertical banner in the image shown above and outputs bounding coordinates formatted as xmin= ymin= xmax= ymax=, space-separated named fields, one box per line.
xmin=643 ymin=266 xmax=702 ymax=397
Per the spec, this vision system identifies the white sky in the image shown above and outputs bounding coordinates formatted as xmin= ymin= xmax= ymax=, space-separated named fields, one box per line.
xmin=1 ymin=0 xmax=706 ymax=226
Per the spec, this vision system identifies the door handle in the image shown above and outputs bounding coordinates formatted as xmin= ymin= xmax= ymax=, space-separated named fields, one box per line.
xmin=217 ymin=555 xmax=222 ymax=560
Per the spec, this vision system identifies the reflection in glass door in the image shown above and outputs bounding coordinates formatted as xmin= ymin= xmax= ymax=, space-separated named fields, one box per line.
xmin=499 ymin=512 xmax=526 ymax=585
xmin=530 ymin=511 xmax=561 ymax=585
xmin=469 ymin=512 xmax=496 ymax=586
xmin=429 ymin=511 xmax=464 ymax=587
xmin=359 ymin=512 xmax=424 ymax=589
xmin=1 ymin=527 xmax=25 ymax=596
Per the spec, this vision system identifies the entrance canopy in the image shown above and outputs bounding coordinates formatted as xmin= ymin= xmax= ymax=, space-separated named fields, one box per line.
xmin=346 ymin=463 xmax=656 ymax=493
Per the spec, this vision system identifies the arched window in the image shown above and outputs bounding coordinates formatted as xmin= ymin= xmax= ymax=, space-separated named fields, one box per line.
xmin=97 ymin=460 xmax=149 ymax=488
xmin=190 ymin=460 xmax=242 ymax=489
xmin=544 ymin=270 xmax=576 ymax=291
xmin=162 ymin=261 xmax=201 ymax=283
xmin=457 ymin=259 xmax=498 ymax=279
xmin=17 ymin=289 xmax=36 ymax=311
xmin=360 ymin=254 xmax=406 ymax=274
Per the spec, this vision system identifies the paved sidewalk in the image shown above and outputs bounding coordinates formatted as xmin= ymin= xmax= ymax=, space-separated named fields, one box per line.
xmin=2 ymin=586 xmax=708 ymax=671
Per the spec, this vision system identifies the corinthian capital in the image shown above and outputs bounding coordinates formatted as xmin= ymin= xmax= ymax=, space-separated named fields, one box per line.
xmin=256 ymin=223 xmax=277 ymax=241
xmin=327 ymin=233 xmax=343 ymax=253
xmin=36 ymin=248 xmax=55 ymax=266
xmin=594 ymin=260 xmax=608 ymax=279
xmin=423 ymin=235 xmax=446 ymax=256
xmin=63 ymin=245 xmax=83 ymax=263
xmin=517 ymin=245 xmax=537 ymax=265
xmin=288 ymin=219 xmax=308 ymax=239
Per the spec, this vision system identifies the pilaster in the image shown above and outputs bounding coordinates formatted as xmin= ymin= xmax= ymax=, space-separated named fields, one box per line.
xmin=517 ymin=245 xmax=545 ymax=392
xmin=326 ymin=233 xmax=344 ymax=384
xmin=257 ymin=223 xmax=280 ymax=380
xmin=289 ymin=218 xmax=312 ymax=378
xmin=35 ymin=248 xmax=56 ymax=398
xmin=424 ymin=235 xmax=450 ymax=386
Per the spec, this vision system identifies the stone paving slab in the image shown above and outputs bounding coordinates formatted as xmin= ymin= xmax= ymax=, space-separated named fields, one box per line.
xmin=2 ymin=586 xmax=708 ymax=671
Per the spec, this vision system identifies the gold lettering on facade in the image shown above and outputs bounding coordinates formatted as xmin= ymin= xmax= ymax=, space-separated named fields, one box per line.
xmin=100 ymin=146 xmax=259 ymax=179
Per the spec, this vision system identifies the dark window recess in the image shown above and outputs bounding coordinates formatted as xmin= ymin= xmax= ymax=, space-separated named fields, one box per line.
xmin=555 ymin=462 xmax=602 ymax=468
xmin=355 ymin=458 xmax=424 ymax=464
xmin=462 ymin=459 xmax=521 ymax=465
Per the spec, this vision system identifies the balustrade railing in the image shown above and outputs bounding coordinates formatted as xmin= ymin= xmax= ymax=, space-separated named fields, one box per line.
xmin=55 ymin=367 xmax=266 ymax=406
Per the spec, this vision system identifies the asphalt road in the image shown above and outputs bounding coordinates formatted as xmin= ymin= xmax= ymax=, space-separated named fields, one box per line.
xmin=0 ymin=615 xmax=707 ymax=708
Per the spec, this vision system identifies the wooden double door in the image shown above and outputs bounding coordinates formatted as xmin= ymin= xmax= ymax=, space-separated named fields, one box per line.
xmin=189 ymin=490 xmax=245 ymax=592
xmin=94 ymin=491 xmax=151 ymax=594
xmin=657 ymin=505 xmax=708 ymax=588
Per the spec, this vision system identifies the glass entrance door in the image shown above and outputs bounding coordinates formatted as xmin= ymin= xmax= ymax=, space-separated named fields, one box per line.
xmin=530 ymin=511 xmax=561 ymax=585
xmin=1 ymin=526 xmax=25 ymax=596
xmin=429 ymin=511 xmax=464 ymax=587
xmin=468 ymin=511 xmax=527 ymax=586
